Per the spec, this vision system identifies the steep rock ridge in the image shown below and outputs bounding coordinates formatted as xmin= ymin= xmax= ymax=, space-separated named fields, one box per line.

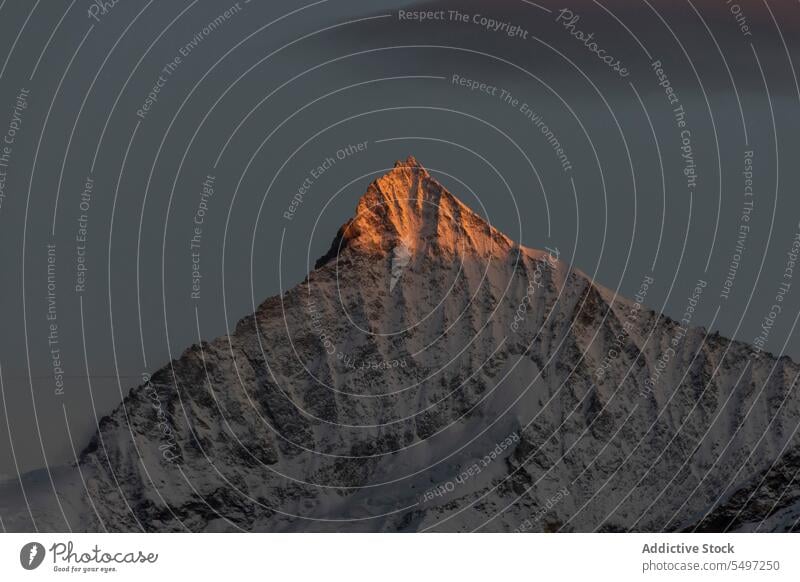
xmin=3 ymin=157 xmax=799 ymax=532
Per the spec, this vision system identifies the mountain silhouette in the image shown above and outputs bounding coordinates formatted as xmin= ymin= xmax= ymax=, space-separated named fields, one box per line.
xmin=2 ymin=157 xmax=799 ymax=532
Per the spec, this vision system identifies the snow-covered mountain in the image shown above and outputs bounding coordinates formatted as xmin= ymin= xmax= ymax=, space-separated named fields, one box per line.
xmin=3 ymin=157 xmax=799 ymax=532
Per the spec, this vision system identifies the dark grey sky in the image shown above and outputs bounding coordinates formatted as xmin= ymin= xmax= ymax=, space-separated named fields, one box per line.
xmin=1 ymin=0 xmax=799 ymax=477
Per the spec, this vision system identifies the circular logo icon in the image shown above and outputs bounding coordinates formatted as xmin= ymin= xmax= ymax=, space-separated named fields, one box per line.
xmin=19 ymin=542 xmax=45 ymax=570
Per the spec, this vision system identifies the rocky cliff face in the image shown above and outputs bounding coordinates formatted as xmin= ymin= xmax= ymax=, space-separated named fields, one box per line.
xmin=5 ymin=157 xmax=800 ymax=532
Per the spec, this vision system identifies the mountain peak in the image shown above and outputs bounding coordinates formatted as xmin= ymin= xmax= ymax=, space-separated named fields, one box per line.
xmin=316 ymin=157 xmax=513 ymax=269
xmin=393 ymin=155 xmax=424 ymax=170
